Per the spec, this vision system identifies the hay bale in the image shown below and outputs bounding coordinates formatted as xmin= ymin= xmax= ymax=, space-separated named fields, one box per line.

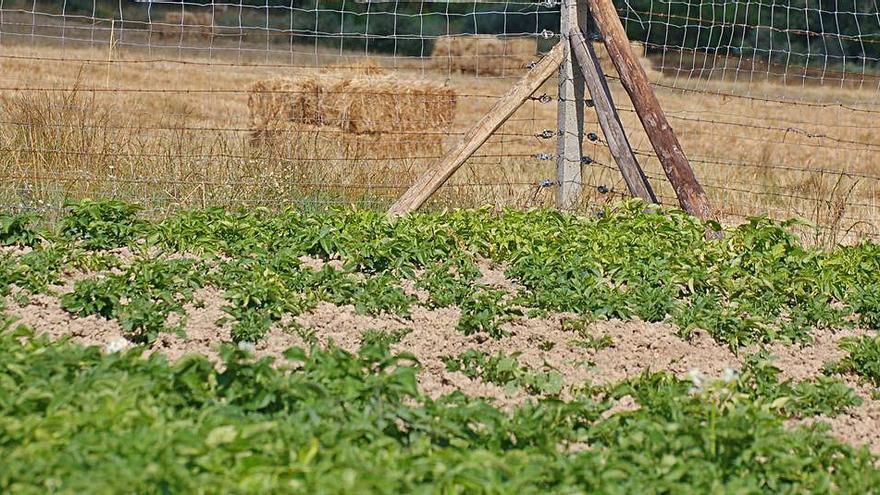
xmin=430 ymin=35 xmax=536 ymax=76
xmin=155 ymin=11 xmax=214 ymax=40
xmin=593 ymin=40 xmax=660 ymax=80
xmin=247 ymin=78 xmax=299 ymax=143
xmin=247 ymin=73 xmax=457 ymax=156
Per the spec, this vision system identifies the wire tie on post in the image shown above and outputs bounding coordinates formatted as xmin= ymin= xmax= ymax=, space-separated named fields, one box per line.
xmin=581 ymin=155 xmax=594 ymax=164
xmin=530 ymin=94 xmax=553 ymax=104
xmin=535 ymin=153 xmax=554 ymax=161
xmin=539 ymin=179 xmax=554 ymax=188
xmin=536 ymin=129 xmax=555 ymax=139
xmin=587 ymin=132 xmax=599 ymax=141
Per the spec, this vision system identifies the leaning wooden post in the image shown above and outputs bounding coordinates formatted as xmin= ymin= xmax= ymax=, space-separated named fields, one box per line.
xmin=555 ymin=0 xmax=585 ymax=210
xmin=387 ymin=42 xmax=565 ymax=217
xmin=569 ymin=26 xmax=656 ymax=203
xmin=586 ymin=0 xmax=715 ymax=220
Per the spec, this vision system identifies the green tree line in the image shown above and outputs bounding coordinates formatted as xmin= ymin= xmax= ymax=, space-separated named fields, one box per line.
xmin=625 ymin=0 xmax=880 ymax=69
xmin=35 ymin=0 xmax=880 ymax=67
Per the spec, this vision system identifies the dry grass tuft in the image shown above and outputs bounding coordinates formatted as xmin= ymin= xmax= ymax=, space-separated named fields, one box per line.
xmin=247 ymin=73 xmax=457 ymax=155
xmin=0 ymin=83 xmax=420 ymax=210
xmin=430 ymin=35 xmax=536 ymax=76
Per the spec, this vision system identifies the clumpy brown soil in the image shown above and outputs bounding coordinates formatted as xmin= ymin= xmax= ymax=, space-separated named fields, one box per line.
xmin=794 ymin=380 xmax=880 ymax=456
xmin=764 ymin=327 xmax=870 ymax=382
xmin=476 ymin=258 xmax=520 ymax=294
xmin=11 ymin=291 xmax=126 ymax=346
xmin=150 ymin=287 xmax=231 ymax=363
xmin=5 ymin=264 xmax=879 ymax=454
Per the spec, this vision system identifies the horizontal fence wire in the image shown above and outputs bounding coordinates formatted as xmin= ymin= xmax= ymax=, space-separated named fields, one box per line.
xmin=0 ymin=0 xmax=879 ymax=246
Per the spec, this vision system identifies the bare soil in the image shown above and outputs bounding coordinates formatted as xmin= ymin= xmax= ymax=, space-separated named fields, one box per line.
xmin=792 ymin=380 xmax=880 ymax=456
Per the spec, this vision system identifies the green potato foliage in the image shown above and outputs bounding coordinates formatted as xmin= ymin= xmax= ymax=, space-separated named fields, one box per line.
xmin=826 ymin=334 xmax=880 ymax=388
xmin=443 ymin=349 xmax=564 ymax=397
xmin=59 ymin=199 xmax=147 ymax=249
xmin=1 ymin=321 xmax=877 ymax=493
xmin=61 ymin=258 xmax=207 ymax=343
xmin=0 ymin=212 xmax=42 ymax=248
xmin=3 ymin=199 xmax=879 ymax=492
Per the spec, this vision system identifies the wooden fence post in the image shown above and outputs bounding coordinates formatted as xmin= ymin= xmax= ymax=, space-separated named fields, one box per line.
xmin=586 ymin=0 xmax=715 ymax=221
xmin=569 ymin=25 xmax=656 ymax=203
xmin=555 ymin=0 xmax=585 ymax=210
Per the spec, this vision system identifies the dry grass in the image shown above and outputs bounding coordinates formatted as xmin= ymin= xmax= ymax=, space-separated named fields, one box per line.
xmin=592 ymin=41 xmax=660 ymax=81
xmin=430 ymin=35 xmax=536 ymax=77
xmin=322 ymin=58 xmax=387 ymax=76
xmin=0 ymin=13 xmax=878 ymax=245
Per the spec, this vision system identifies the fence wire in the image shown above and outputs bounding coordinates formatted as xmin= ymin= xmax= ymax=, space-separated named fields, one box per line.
xmin=0 ymin=0 xmax=878 ymax=246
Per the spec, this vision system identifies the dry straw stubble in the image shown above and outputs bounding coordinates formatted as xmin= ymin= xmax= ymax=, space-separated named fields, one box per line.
xmin=592 ymin=40 xmax=660 ymax=79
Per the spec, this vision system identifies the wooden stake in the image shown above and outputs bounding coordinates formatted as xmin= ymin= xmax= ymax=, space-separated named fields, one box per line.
xmin=569 ymin=27 xmax=657 ymax=204
xmin=108 ymin=19 xmax=116 ymax=62
xmin=586 ymin=0 xmax=714 ymax=220
xmin=387 ymin=42 xmax=565 ymax=217
xmin=555 ymin=0 xmax=585 ymax=210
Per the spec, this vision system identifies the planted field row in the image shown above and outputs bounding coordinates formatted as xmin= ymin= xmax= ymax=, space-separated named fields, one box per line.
xmin=2 ymin=199 xmax=879 ymax=347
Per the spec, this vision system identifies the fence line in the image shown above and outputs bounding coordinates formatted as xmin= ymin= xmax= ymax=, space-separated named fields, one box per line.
xmin=1 ymin=0 xmax=878 ymax=245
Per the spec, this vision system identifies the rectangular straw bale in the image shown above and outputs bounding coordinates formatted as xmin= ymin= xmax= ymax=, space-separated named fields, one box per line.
xmin=430 ymin=35 xmax=536 ymax=76
xmin=292 ymin=124 xmax=447 ymax=159
xmin=247 ymin=73 xmax=457 ymax=155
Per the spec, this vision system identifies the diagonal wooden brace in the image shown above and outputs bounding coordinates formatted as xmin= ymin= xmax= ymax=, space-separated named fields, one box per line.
xmin=569 ymin=27 xmax=657 ymax=204
xmin=586 ymin=0 xmax=715 ymax=222
xmin=387 ymin=41 xmax=566 ymax=217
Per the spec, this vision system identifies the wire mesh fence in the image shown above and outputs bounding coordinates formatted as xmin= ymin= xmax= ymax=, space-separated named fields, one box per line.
xmin=0 ymin=0 xmax=878 ymax=246
xmin=611 ymin=0 xmax=880 ymax=245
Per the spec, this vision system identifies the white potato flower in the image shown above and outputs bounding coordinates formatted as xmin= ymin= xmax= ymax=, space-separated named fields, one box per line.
xmin=722 ymin=367 xmax=739 ymax=383
xmin=105 ymin=337 xmax=131 ymax=354
xmin=687 ymin=368 xmax=706 ymax=390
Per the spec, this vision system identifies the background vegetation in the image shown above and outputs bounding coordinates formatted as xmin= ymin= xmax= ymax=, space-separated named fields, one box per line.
xmin=19 ymin=0 xmax=880 ymax=66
